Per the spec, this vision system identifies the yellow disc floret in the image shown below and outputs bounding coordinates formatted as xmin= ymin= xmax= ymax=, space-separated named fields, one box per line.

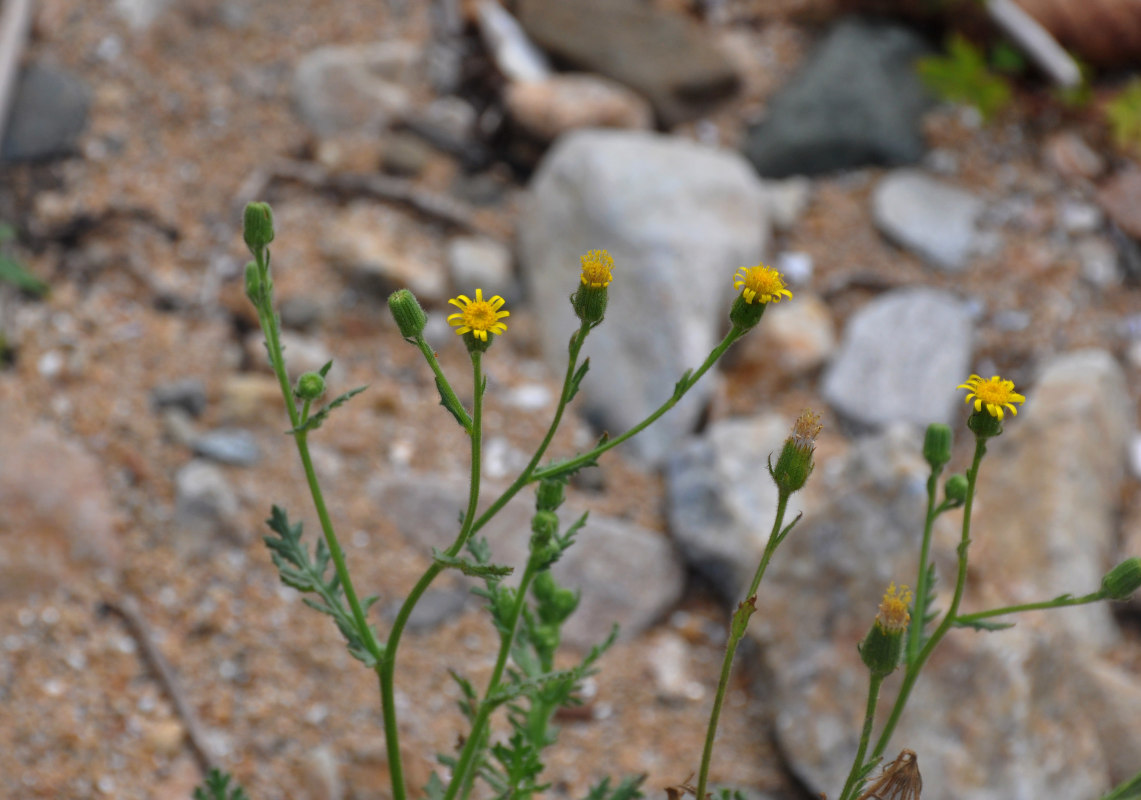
xmin=957 ymin=374 xmax=1025 ymax=420
xmin=580 ymin=249 xmax=614 ymax=289
xmin=876 ymin=583 xmax=912 ymax=633
xmin=447 ymin=289 xmax=509 ymax=342
xmin=733 ymin=264 xmax=792 ymax=305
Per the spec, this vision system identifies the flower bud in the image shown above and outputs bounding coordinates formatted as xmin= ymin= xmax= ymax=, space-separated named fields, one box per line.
xmin=944 ymin=473 xmax=969 ymax=504
xmin=295 ymin=372 xmax=326 ymax=401
xmin=536 ymin=478 xmax=566 ymax=512
xmin=244 ymin=260 xmax=262 ymax=303
xmin=531 ymin=510 xmax=559 ymax=545
xmin=571 ymin=249 xmax=614 ymax=325
xmin=387 ymin=289 xmax=427 ymax=339
xmin=923 ymin=423 xmax=952 ymax=470
xmin=860 ymin=583 xmax=912 ymax=677
xmin=770 ymin=409 xmax=822 ymax=496
xmin=243 ymin=202 xmax=275 ymax=255
xmin=532 ymin=571 xmax=579 ymax=624
xmin=1102 ymin=558 xmax=1141 ymax=600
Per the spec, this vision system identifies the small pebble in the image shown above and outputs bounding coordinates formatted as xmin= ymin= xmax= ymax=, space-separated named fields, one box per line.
xmin=194 ymin=428 xmax=261 ymax=466
xmin=150 ymin=377 xmax=208 ymax=417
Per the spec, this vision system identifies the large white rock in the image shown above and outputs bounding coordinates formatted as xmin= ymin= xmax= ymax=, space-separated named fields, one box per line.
xmin=821 ymin=288 xmax=973 ymax=428
xmin=518 ymin=129 xmax=771 ymax=465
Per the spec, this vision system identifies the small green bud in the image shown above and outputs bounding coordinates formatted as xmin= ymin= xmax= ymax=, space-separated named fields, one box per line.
xmin=536 ymin=478 xmax=566 ymax=512
xmin=244 ymin=261 xmax=262 ymax=303
xmin=770 ymin=409 xmax=821 ymax=496
xmin=295 ymin=372 xmax=326 ymax=401
xmin=944 ymin=474 xmax=969 ymax=504
xmin=1102 ymin=558 xmax=1141 ymax=600
xmin=923 ymin=423 xmax=953 ymax=469
xmin=243 ymin=201 xmax=275 ymax=255
xmin=531 ymin=623 xmax=560 ymax=658
xmin=859 ymin=584 xmax=911 ymax=676
xmin=571 ymin=284 xmax=609 ymax=325
xmin=387 ymin=289 xmax=427 ymax=339
xmin=729 ymin=293 xmax=767 ymax=332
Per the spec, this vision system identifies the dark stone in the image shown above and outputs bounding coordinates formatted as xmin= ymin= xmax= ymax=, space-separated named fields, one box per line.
xmin=515 ymin=0 xmax=739 ymax=126
xmin=151 ymin=378 xmax=208 ymax=417
xmin=1 ymin=62 xmax=91 ymax=162
xmin=742 ymin=18 xmax=933 ymax=178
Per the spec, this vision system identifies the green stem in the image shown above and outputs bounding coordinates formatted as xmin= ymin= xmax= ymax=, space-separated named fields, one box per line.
xmin=871 ymin=436 xmax=988 ymax=760
xmin=531 ymin=327 xmax=747 ymax=483
xmin=838 ymin=673 xmax=886 ymax=800
xmin=414 ymin=335 xmax=470 ymax=431
xmin=1099 ymin=767 xmax=1141 ymax=800
xmin=954 ymin=591 xmax=1106 ymax=624
xmin=907 ymin=463 xmax=943 ymax=665
xmin=379 ymin=350 xmax=485 ymax=800
xmin=251 ymin=248 xmax=381 ymax=664
xmin=695 ymin=491 xmax=790 ymax=800
xmin=443 ymin=561 xmax=540 ymax=800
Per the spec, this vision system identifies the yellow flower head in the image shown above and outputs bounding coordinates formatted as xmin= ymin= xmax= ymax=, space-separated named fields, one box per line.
xmin=580 ymin=249 xmax=614 ymax=289
xmin=447 ymin=289 xmax=509 ymax=342
xmin=876 ymin=583 xmax=912 ymax=633
xmin=733 ymin=264 xmax=792 ymax=305
xmin=957 ymin=374 xmax=1025 ymax=420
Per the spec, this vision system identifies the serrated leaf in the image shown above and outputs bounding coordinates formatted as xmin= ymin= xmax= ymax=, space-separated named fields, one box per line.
xmin=193 ymin=769 xmax=250 ymax=800
xmin=424 ymin=772 xmax=446 ymax=800
xmin=436 ymin=376 xmax=473 ymax=430
xmin=582 ymin=774 xmax=645 ymax=800
xmin=433 ymin=548 xmax=514 ymax=578
xmin=290 ymin=385 xmax=368 ymax=433
xmin=953 ymin=617 xmax=1015 ymax=632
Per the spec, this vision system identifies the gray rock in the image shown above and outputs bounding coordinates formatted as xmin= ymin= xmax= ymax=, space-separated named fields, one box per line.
xmin=736 ymin=292 xmax=835 ymax=376
xmin=747 ymin=427 xmax=1114 ymax=800
xmin=1076 ymin=237 xmax=1121 ymax=288
xmin=194 ymin=428 xmax=262 ymax=466
xmin=174 ymin=459 xmax=239 ymax=538
xmin=1 ymin=62 xmax=92 ymax=162
xmin=742 ymin=19 xmax=932 ymax=177
xmin=968 ymin=349 xmax=1133 ymax=651
xmin=446 ymin=236 xmax=516 ymax=302
xmin=518 ymin=129 xmax=771 ymax=465
xmin=666 ymin=414 xmax=797 ymax=602
xmin=369 ymin=474 xmax=685 ymax=649
xmin=821 ymin=288 xmax=972 ymax=428
xmin=151 ymin=377 xmax=208 ymax=417
xmin=292 ymin=42 xmax=419 ymax=135
xmin=0 ymin=422 xmax=122 ymax=598
xmin=872 ymin=170 xmax=986 ymax=270
xmin=387 ymin=587 xmax=472 ymax=633
xmin=515 ymin=0 xmax=739 ymax=125
xmin=279 ymin=295 xmax=326 ymax=331
xmin=114 ymin=0 xmax=174 ymax=30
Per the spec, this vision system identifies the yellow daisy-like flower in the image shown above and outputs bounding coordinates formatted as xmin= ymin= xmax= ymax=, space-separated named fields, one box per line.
xmin=876 ymin=583 xmax=912 ymax=633
xmin=957 ymin=374 xmax=1025 ymax=420
xmin=580 ymin=249 xmax=614 ymax=288
xmin=447 ymin=289 xmax=509 ymax=342
xmin=733 ymin=264 xmax=792 ymax=305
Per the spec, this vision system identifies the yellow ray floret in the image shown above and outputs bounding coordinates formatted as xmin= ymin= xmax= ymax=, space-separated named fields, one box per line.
xmin=447 ymin=289 xmax=509 ymax=342
xmin=957 ymin=373 xmax=1025 ymax=420
xmin=733 ymin=264 xmax=792 ymax=305
xmin=580 ymin=249 xmax=614 ymax=288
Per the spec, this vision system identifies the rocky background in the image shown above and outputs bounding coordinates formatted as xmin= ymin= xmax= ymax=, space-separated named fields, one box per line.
xmin=1 ymin=1 xmax=1140 ymax=799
